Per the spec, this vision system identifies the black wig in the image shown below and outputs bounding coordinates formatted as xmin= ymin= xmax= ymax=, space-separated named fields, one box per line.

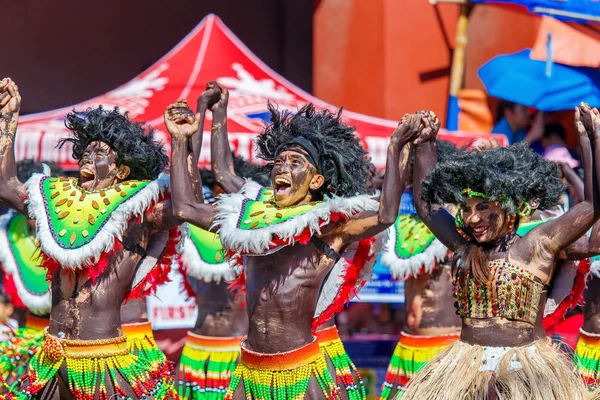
xmin=16 ymin=159 xmax=63 ymax=183
xmin=421 ymin=142 xmax=566 ymax=213
xmin=58 ymin=107 xmax=168 ymax=181
xmin=254 ymin=103 xmax=369 ymax=198
xmin=200 ymin=154 xmax=271 ymax=192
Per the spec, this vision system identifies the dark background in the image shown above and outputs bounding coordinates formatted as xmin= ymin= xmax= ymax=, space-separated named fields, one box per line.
xmin=1 ymin=0 xmax=313 ymax=115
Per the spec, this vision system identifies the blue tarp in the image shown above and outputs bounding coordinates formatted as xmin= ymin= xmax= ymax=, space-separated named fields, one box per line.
xmin=471 ymin=0 xmax=600 ymax=23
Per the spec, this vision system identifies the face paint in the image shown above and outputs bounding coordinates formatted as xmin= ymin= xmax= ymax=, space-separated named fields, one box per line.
xmin=78 ymin=141 xmax=123 ymax=191
xmin=462 ymin=197 xmax=509 ymax=243
xmin=271 ymin=150 xmax=323 ymax=208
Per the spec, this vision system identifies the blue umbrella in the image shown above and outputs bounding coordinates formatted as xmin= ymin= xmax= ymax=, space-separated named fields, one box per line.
xmin=470 ymin=0 xmax=600 ymax=23
xmin=478 ymin=49 xmax=600 ymax=111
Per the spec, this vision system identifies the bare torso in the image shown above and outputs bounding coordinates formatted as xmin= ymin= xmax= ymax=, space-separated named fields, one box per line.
xmin=49 ymin=222 xmax=151 ymax=340
xmin=186 ymin=277 xmax=248 ymax=337
xmin=244 ymin=241 xmax=334 ymax=353
xmin=404 ymin=263 xmax=461 ymax=336
xmin=120 ymin=298 xmax=148 ymax=325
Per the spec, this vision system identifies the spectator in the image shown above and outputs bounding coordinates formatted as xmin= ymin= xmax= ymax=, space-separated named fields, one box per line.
xmin=541 ymin=122 xmax=569 ymax=150
xmin=492 ymin=101 xmax=544 ymax=146
xmin=0 ymin=292 xmax=17 ymax=341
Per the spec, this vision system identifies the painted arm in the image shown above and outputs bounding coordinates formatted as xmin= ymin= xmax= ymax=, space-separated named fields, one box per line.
xmin=526 ymin=105 xmax=600 ymax=255
xmin=209 ymin=83 xmax=245 ymax=194
xmin=413 ymin=115 xmax=468 ymax=252
xmin=332 ymin=114 xmax=421 ymax=245
xmin=164 ymin=101 xmax=217 ymax=230
xmin=0 ymin=79 xmax=27 ymax=215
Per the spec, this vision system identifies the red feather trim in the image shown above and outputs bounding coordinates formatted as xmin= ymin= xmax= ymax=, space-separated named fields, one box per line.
xmin=312 ymin=237 xmax=375 ymax=331
xmin=177 ymin=257 xmax=198 ymax=300
xmin=543 ymin=258 xmax=590 ymax=330
xmin=126 ymin=227 xmax=181 ymax=301
xmin=227 ymin=270 xmax=246 ymax=307
xmin=3 ymin=274 xmax=25 ymax=309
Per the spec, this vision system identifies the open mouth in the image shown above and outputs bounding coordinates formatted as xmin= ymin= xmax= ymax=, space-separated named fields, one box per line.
xmin=470 ymin=225 xmax=489 ymax=238
xmin=80 ymin=168 xmax=95 ymax=189
xmin=274 ymin=176 xmax=292 ymax=197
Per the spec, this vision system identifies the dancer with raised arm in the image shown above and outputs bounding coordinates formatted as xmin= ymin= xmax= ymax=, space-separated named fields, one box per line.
xmin=0 ymin=78 xmax=183 ymax=400
xmin=403 ymin=107 xmax=600 ymax=399
xmin=173 ymin=84 xmax=271 ymax=400
xmin=378 ymin=140 xmax=460 ymax=400
xmin=201 ymin=82 xmax=373 ymax=400
xmin=166 ymin=95 xmax=416 ymax=399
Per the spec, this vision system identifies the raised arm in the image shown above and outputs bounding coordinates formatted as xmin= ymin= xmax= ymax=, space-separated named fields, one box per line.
xmin=0 ymin=79 xmax=26 ymax=215
xmin=331 ymin=114 xmax=421 ymax=245
xmin=413 ymin=114 xmax=467 ymax=252
xmin=209 ymin=82 xmax=245 ymax=194
xmin=525 ymin=104 xmax=600 ymax=255
xmin=164 ymin=101 xmax=217 ymax=230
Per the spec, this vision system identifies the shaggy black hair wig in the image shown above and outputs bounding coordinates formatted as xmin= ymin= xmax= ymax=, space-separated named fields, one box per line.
xmin=421 ymin=142 xmax=566 ymax=213
xmin=435 ymin=140 xmax=459 ymax=160
xmin=254 ymin=103 xmax=369 ymax=198
xmin=58 ymin=107 xmax=168 ymax=181
xmin=200 ymin=154 xmax=271 ymax=192
xmin=16 ymin=159 xmax=63 ymax=183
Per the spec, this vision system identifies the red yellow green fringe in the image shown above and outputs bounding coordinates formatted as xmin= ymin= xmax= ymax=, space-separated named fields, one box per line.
xmin=225 ymin=339 xmax=341 ymax=400
xmin=176 ymin=332 xmax=242 ymax=399
xmin=316 ymin=326 xmax=365 ymax=400
xmin=122 ymin=321 xmax=175 ymax=392
xmin=3 ymin=328 xmax=174 ymax=400
xmin=576 ymin=328 xmax=600 ymax=390
xmin=0 ymin=315 xmax=47 ymax=384
xmin=378 ymin=331 xmax=459 ymax=399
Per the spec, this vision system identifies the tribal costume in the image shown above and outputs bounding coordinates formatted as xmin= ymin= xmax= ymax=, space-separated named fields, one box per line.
xmin=403 ymin=143 xmax=587 ymax=399
xmin=3 ymin=174 xmax=183 ymax=400
xmin=217 ymin=182 xmax=380 ymax=400
xmin=123 ymin=321 xmax=174 ymax=386
xmin=176 ymin=224 xmax=243 ymax=400
xmin=178 ymin=331 xmax=243 ymax=400
xmin=316 ymin=325 xmax=365 ymax=400
xmin=576 ymin=328 xmax=600 ymax=390
xmin=0 ymin=210 xmax=51 ymax=383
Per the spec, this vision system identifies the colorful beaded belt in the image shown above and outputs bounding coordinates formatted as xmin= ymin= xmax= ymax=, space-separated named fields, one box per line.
xmin=42 ymin=327 xmax=129 ymax=361
xmin=240 ymin=337 xmax=321 ymax=371
xmin=185 ymin=331 xmax=244 ymax=352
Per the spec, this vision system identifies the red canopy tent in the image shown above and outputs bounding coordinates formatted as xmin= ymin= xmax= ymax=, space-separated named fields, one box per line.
xmin=16 ymin=14 xmax=505 ymax=171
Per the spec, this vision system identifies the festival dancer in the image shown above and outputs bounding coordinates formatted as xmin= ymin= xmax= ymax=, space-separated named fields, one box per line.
xmin=0 ymin=78 xmax=183 ymax=399
xmin=166 ymin=96 xmax=416 ymax=399
xmin=200 ymin=82 xmax=370 ymax=400
xmin=378 ymin=141 xmax=460 ymax=399
xmin=0 ymin=160 xmax=57 ymax=385
xmin=166 ymin=88 xmax=254 ymax=400
xmin=403 ymin=107 xmax=600 ymax=399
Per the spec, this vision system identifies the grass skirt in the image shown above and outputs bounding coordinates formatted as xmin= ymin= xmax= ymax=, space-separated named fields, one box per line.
xmin=176 ymin=332 xmax=242 ymax=400
xmin=317 ymin=326 xmax=365 ymax=400
xmin=379 ymin=331 xmax=459 ymax=399
xmin=401 ymin=337 xmax=586 ymax=400
xmin=225 ymin=338 xmax=340 ymax=399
